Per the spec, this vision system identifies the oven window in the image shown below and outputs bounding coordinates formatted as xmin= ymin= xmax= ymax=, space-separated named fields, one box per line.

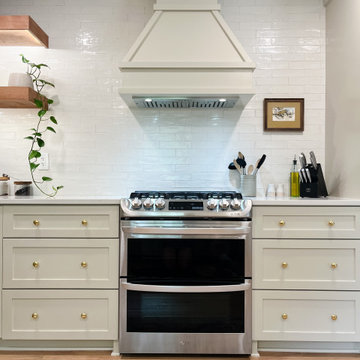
xmin=127 ymin=238 xmax=245 ymax=284
xmin=127 ymin=290 xmax=244 ymax=333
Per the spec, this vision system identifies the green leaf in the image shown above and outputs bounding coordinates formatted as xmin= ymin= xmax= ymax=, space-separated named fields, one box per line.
xmin=29 ymin=150 xmax=41 ymax=160
xmin=37 ymin=138 xmax=45 ymax=147
xmin=42 ymin=176 xmax=53 ymax=182
xmin=37 ymin=64 xmax=49 ymax=68
xmin=38 ymin=109 xmax=47 ymax=117
xmin=46 ymin=126 xmax=56 ymax=133
xmin=30 ymin=128 xmax=37 ymax=132
xmin=50 ymin=116 xmax=58 ymax=125
xmin=20 ymin=54 xmax=29 ymax=63
xmin=47 ymin=99 xmax=54 ymax=104
xmin=38 ymin=79 xmax=54 ymax=87
xmin=34 ymin=99 xmax=43 ymax=108
xmin=32 ymin=132 xmax=42 ymax=137
xmin=57 ymin=185 xmax=64 ymax=190
xmin=30 ymin=162 xmax=40 ymax=171
xmin=24 ymin=136 xmax=34 ymax=140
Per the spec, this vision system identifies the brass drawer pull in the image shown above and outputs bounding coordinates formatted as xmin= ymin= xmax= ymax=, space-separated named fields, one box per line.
xmin=281 ymin=262 xmax=288 ymax=269
xmin=282 ymin=313 xmax=288 ymax=320
xmin=80 ymin=312 xmax=87 ymax=319
xmin=33 ymin=220 xmax=40 ymax=226
xmin=81 ymin=219 xmax=88 ymax=226
xmin=328 ymin=220 xmax=335 ymax=226
xmin=279 ymin=220 xmax=285 ymax=226
xmin=331 ymin=262 xmax=338 ymax=269
xmin=331 ymin=314 xmax=338 ymax=321
xmin=32 ymin=312 xmax=39 ymax=320
xmin=81 ymin=261 xmax=88 ymax=268
xmin=32 ymin=261 xmax=39 ymax=268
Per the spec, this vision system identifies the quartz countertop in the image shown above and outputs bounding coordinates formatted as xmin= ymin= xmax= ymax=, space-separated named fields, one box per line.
xmin=1 ymin=195 xmax=360 ymax=206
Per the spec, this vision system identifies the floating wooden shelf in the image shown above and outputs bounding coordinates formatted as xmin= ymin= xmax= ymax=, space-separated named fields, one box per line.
xmin=0 ymin=87 xmax=48 ymax=110
xmin=0 ymin=15 xmax=48 ymax=47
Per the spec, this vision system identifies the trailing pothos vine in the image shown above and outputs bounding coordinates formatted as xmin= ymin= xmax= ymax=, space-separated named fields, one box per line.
xmin=21 ymin=54 xmax=63 ymax=197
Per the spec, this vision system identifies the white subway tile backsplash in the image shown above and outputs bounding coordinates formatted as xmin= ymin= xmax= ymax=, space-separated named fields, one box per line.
xmin=0 ymin=0 xmax=325 ymax=197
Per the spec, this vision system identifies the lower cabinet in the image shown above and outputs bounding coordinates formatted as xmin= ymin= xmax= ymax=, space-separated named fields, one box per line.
xmin=2 ymin=290 xmax=118 ymax=340
xmin=253 ymin=290 xmax=360 ymax=342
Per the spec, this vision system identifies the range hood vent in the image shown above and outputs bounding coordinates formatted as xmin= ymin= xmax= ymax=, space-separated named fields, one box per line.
xmin=133 ymin=96 xmax=240 ymax=109
xmin=119 ymin=0 xmax=256 ymax=109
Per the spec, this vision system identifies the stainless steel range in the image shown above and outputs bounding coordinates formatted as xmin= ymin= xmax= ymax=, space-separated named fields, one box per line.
xmin=119 ymin=191 xmax=252 ymax=355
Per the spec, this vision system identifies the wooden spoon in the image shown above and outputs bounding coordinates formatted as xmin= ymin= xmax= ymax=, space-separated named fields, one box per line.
xmin=247 ymin=164 xmax=254 ymax=175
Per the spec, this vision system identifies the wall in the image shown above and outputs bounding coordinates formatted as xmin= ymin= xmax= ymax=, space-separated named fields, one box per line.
xmin=325 ymin=0 xmax=360 ymax=197
xmin=0 ymin=0 xmax=325 ymax=197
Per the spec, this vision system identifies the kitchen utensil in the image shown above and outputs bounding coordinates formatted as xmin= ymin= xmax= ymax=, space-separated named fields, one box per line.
xmin=236 ymin=152 xmax=247 ymax=174
xmin=299 ymin=170 xmax=304 ymax=183
xmin=305 ymin=168 xmax=312 ymax=183
xmin=228 ymin=162 xmax=236 ymax=170
xmin=233 ymin=159 xmax=242 ymax=174
xmin=301 ymin=168 xmax=307 ymax=183
xmin=247 ymin=164 xmax=254 ymax=175
xmin=253 ymin=154 xmax=266 ymax=175
xmin=309 ymin=151 xmax=318 ymax=170
xmin=299 ymin=153 xmax=306 ymax=168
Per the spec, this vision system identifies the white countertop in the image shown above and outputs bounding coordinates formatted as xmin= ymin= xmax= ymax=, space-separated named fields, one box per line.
xmin=1 ymin=195 xmax=360 ymax=206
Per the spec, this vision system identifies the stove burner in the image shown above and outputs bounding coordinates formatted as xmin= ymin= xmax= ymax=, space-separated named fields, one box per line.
xmin=129 ymin=191 xmax=242 ymax=200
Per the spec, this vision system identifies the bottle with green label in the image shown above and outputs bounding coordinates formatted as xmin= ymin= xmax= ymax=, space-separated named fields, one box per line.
xmin=290 ymin=155 xmax=300 ymax=197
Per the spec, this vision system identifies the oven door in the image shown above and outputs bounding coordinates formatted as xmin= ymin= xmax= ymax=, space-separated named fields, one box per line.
xmin=119 ymin=220 xmax=252 ymax=354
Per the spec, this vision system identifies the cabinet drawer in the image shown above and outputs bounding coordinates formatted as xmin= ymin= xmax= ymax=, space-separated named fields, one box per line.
xmin=2 ymin=290 xmax=118 ymax=340
xmin=253 ymin=206 xmax=360 ymax=239
xmin=3 ymin=205 xmax=119 ymax=238
xmin=253 ymin=290 xmax=360 ymax=342
xmin=2 ymin=239 xmax=119 ymax=289
xmin=253 ymin=239 xmax=360 ymax=290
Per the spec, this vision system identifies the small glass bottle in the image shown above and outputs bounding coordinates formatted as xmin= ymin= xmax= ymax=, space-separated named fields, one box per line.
xmin=290 ymin=155 xmax=300 ymax=197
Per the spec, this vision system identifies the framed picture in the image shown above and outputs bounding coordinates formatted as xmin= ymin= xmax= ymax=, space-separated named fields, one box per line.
xmin=264 ymin=98 xmax=304 ymax=131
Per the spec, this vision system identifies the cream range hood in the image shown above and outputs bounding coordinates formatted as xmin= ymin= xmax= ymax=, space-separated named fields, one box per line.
xmin=119 ymin=0 xmax=256 ymax=109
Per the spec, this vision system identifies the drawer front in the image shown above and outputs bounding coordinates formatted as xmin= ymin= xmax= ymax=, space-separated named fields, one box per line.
xmin=253 ymin=206 xmax=360 ymax=239
xmin=253 ymin=239 xmax=360 ymax=290
xmin=2 ymin=239 xmax=119 ymax=289
xmin=3 ymin=205 xmax=119 ymax=238
xmin=253 ymin=290 xmax=360 ymax=342
xmin=2 ymin=290 xmax=118 ymax=340
xmin=0 ymin=206 xmax=2 ymax=338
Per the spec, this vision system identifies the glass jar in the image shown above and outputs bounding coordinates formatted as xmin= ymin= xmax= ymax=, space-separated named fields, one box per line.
xmin=14 ymin=181 xmax=32 ymax=196
xmin=0 ymin=175 xmax=10 ymax=196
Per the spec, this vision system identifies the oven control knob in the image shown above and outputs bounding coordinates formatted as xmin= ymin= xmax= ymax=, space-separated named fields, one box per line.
xmin=155 ymin=198 xmax=166 ymax=210
xmin=130 ymin=197 xmax=142 ymax=210
xmin=207 ymin=198 xmax=218 ymax=210
xmin=230 ymin=198 xmax=241 ymax=210
xmin=143 ymin=197 xmax=154 ymax=210
xmin=219 ymin=199 xmax=230 ymax=210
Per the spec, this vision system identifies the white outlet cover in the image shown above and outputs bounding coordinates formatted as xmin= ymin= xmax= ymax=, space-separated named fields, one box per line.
xmin=38 ymin=153 xmax=49 ymax=170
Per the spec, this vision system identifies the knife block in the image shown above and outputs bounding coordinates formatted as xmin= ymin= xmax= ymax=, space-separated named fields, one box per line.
xmin=300 ymin=163 xmax=328 ymax=198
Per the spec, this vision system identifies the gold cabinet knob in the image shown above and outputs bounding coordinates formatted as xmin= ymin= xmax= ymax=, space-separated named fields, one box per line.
xmin=279 ymin=220 xmax=285 ymax=226
xmin=81 ymin=261 xmax=88 ymax=268
xmin=32 ymin=261 xmax=39 ymax=268
xmin=282 ymin=262 xmax=288 ymax=269
xmin=81 ymin=219 xmax=88 ymax=226
xmin=331 ymin=314 xmax=338 ymax=321
xmin=331 ymin=262 xmax=338 ymax=269
xmin=33 ymin=220 xmax=40 ymax=226
xmin=32 ymin=312 xmax=39 ymax=320
xmin=328 ymin=220 xmax=335 ymax=226
xmin=282 ymin=313 xmax=288 ymax=320
xmin=80 ymin=312 xmax=87 ymax=319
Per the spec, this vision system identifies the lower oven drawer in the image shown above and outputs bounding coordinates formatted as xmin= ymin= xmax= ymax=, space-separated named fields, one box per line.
xmin=2 ymin=290 xmax=118 ymax=340
xmin=253 ymin=290 xmax=360 ymax=342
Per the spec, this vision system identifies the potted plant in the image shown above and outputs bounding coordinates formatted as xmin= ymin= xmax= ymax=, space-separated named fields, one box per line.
xmin=21 ymin=54 xmax=63 ymax=197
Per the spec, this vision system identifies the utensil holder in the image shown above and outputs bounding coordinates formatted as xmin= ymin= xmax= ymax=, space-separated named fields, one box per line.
xmin=300 ymin=163 xmax=328 ymax=198
xmin=239 ymin=174 xmax=256 ymax=197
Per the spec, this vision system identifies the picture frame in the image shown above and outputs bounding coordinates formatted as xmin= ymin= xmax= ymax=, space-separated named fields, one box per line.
xmin=264 ymin=98 xmax=304 ymax=131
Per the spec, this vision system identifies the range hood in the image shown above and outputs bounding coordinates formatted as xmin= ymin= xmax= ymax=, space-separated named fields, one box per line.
xmin=119 ymin=0 xmax=256 ymax=109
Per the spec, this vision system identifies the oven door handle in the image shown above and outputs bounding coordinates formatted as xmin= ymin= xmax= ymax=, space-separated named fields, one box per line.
xmin=122 ymin=227 xmax=250 ymax=236
xmin=121 ymin=279 xmax=251 ymax=293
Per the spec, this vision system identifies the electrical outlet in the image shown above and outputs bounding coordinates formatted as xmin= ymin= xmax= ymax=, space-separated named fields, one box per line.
xmin=38 ymin=153 xmax=49 ymax=170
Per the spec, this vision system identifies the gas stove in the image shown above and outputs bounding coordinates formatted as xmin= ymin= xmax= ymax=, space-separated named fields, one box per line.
xmin=120 ymin=191 xmax=252 ymax=218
